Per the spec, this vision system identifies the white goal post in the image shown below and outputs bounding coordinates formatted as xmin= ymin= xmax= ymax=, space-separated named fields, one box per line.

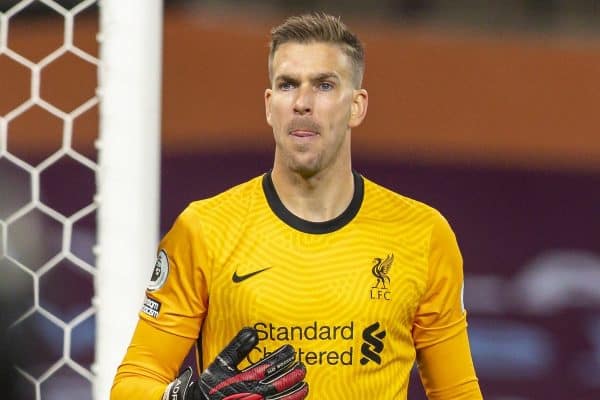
xmin=1 ymin=0 xmax=162 ymax=398
xmin=95 ymin=0 xmax=163 ymax=399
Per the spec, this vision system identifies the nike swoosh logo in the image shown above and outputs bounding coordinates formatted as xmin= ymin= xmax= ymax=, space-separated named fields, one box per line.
xmin=232 ymin=267 xmax=271 ymax=283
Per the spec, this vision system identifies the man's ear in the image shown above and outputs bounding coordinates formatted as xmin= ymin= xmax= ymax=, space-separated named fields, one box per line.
xmin=349 ymin=89 xmax=368 ymax=128
xmin=265 ymin=88 xmax=273 ymax=126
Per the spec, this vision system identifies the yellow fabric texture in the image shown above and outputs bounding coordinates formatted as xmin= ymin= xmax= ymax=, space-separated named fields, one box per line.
xmin=111 ymin=174 xmax=482 ymax=399
xmin=417 ymin=328 xmax=481 ymax=399
xmin=111 ymin=318 xmax=194 ymax=399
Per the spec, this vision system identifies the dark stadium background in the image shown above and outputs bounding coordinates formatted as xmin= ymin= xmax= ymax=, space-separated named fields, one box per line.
xmin=1 ymin=1 xmax=599 ymax=399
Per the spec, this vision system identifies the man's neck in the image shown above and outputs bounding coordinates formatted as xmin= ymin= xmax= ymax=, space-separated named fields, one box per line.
xmin=270 ymin=166 xmax=355 ymax=223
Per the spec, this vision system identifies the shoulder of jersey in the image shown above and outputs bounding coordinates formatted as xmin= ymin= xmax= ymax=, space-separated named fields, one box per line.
xmin=184 ymin=175 xmax=263 ymax=221
xmin=362 ymin=176 xmax=442 ymax=222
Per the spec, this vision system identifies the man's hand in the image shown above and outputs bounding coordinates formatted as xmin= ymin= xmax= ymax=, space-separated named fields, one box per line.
xmin=163 ymin=327 xmax=308 ymax=400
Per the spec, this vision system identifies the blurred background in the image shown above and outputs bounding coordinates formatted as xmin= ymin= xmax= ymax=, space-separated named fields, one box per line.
xmin=1 ymin=0 xmax=599 ymax=399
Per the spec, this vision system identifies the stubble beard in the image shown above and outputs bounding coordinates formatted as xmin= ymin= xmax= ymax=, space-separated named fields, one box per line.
xmin=276 ymin=134 xmax=348 ymax=180
xmin=280 ymin=145 xmax=323 ymax=179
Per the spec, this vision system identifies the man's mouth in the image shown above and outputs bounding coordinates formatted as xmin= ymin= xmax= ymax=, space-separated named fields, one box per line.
xmin=290 ymin=130 xmax=318 ymax=137
xmin=287 ymin=118 xmax=321 ymax=137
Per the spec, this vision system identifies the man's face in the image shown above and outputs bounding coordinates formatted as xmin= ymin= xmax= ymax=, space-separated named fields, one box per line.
xmin=265 ymin=42 xmax=367 ymax=177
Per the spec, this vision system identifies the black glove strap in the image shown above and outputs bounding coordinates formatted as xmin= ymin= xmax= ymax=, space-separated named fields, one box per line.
xmin=163 ymin=367 xmax=196 ymax=400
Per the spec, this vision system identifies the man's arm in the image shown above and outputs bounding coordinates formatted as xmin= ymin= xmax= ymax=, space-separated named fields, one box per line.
xmin=111 ymin=318 xmax=195 ymax=399
xmin=413 ymin=212 xmax=482 ymax=399
xmin=111 ymin=320 xmax=308 ymax=400
xmin=416 ymin=327 xmax=481 ymax=399
xmin=110 ymin=206 xmax=207 ymax=399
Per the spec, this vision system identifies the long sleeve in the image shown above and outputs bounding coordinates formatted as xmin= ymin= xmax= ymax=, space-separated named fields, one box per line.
xmin=111 ymin=318 xmax=196 ymax=400
xmin=413 ymin=213 xmax=482 ymax=399
xmin=111 ymin=205 xmax=209 ymax=399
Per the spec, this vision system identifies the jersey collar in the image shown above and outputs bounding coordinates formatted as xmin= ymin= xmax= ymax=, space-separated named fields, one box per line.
xmin=262 ymin=171 xmax=364 ymax=234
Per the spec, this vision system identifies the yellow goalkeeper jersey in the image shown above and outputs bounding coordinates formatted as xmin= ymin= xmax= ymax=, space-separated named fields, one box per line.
xmin=112 ymin=172 xmax=482 ymax=400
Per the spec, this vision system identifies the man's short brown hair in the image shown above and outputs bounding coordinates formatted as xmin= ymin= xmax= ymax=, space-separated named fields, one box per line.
xmin=268 ymin=12 xmax=365 ymax=88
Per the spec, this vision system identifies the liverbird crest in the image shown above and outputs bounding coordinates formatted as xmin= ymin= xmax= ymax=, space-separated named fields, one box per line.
xmin=371 ymin=254 xmax=394 ymax=289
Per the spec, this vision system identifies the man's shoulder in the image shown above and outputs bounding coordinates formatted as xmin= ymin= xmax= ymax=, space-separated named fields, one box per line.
xmin=361 ymin=175 xmax=446 ymax=225
xmin=362 ymin=176 xmax=437 ymax=212
xmin=181 ymin=175 xmax=264 ymax=221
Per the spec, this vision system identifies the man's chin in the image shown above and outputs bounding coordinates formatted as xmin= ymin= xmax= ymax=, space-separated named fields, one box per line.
xmin=289 ymin=159 xmax=321 ymax=179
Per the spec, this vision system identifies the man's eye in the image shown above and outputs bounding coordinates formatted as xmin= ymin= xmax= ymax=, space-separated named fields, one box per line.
xmin=279 ymin=82 xmax=295 ymax=90
xmin=319 ymin=82 xmax=334 ymax=91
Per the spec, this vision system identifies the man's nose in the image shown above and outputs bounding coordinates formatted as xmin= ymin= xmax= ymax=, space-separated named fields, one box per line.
xmin=293 ymin=86 xmax=313 ymax=115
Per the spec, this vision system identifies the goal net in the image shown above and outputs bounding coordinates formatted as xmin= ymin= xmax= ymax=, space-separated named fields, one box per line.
xmin=0 ymin=1 xmax=162 ymax=398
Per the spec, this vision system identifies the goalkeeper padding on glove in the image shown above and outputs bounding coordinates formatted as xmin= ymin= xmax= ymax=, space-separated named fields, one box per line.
xmin=162 ymin=327 xmax=309 ymax=400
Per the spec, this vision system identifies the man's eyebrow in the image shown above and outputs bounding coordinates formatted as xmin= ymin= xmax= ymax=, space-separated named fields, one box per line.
xmin=274 ymin=74 xmax=299 ymax=83
xmin=274 ymin=72 xmax=341 ymax=83
xmin=312 ymin=72 xmax=340 ymax=81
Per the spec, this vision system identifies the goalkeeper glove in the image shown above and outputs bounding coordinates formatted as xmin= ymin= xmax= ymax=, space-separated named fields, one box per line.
xmin=163 ymin=327 xmax=308 ymax=400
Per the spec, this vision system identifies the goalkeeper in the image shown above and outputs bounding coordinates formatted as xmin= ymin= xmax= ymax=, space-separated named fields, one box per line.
xmin=112 ymin=12 xmax=482 ymax=399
